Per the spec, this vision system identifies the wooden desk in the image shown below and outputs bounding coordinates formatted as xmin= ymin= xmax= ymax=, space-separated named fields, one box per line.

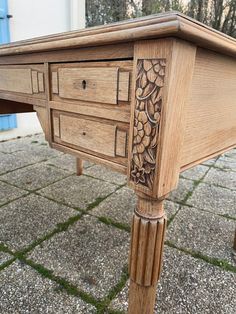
xmin=0 ymin=12 xmax=235 ymax=314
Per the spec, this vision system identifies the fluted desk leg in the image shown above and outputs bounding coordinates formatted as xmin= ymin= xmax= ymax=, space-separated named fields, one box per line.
xmin=128 ymin=195 xmax=167 ymax=314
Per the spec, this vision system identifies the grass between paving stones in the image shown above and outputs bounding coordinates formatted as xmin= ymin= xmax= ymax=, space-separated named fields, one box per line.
xmin=15 ymin=213 xmax=82 ymax=256
xmin=0 ymin=243 xmax=16 ymax=271
xmin=166 ymin=240 xmax=236 ymax=273
xmin=0 ymin=184 xmax=130 ymax=311
xmin=0 ymin=246 xmax=130 ymax=313
xmin=96 ymin=265 xmax=129 ymax=313
xmin=0 ymin=158 xmax=48 ymax=176
xmin=98 ymin=217 xmax=131 ymax=233
xmin=1 ymin=150 xmax=235 ymax=311
xmin=14 ymin=256 xmax=100 ymax=309
xmin=0 ymin=257 xmax=16 ymax=272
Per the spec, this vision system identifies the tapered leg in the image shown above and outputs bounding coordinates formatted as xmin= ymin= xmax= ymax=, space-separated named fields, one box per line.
xmin=76 ymin=158 xmax=83 ymax=176
xmin=128 ymin=195 xmax=167 ymax=314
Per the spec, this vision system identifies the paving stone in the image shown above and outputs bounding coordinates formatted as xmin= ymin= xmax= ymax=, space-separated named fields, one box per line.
xmin=187 ymin=182 xmax=236 ymax=218
xmin=0 ymin=152 xmax=34 ymax=175
xmin=203 ymin=167 xmax=236 ymax=190
xmin=46 ymin=154 xmax=92 ymax=173
xmin=202 ymin=157 xmax=218 ymax=166
xmin=0 ymin=252 xmax=13 ymax=266
xmin=0 ymin=261 xmax=96 ymax=313
xmin=28 ymin=215 xmax=130 ymax=300
xmin=91 ymin=187 xmax=179 ymax=226
xmin=0 ymin=133 xmax=46 ymax=153
xmin=168 ymin=178 xmax=195 ymax=203
xmin=167 ymin=206 xmax=236 ymax=266
xmin=225 ymin=149 xmax=236 ymax=159
xmin=38 ymin=175 xmax=117 ymax=210
xmin=0 ymin=180 xmax=28 ymax=205
xmin=181 ymin=165 xmax=209 ymax=181
xmin=13 ymin=145 xmax=62 ymax=164
xmin=0 ymin=194 xmax=78 ymax=251
xmin=84 ymin=164 xmax=126 ymax=185
xmin=215 ymin=156 xmax=236 ymax=171
xmin=110 ymin=246 xmax=236 ymax=314
xmin=1 ymin=163 xmax=71 ymax=191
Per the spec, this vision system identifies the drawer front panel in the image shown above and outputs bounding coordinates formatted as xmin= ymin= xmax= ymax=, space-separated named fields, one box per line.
xmin=58 ymin=67 xmax=119 ymax=104
xmin=52 ymin=110 xmax=128 ymax=162
xmin=60 ymin=114 xmax=116 ymax=157
xmin=0 ymin=65 xmax=45 ymax=97
xmin=51 ymin=61 xmax=132 ymax=105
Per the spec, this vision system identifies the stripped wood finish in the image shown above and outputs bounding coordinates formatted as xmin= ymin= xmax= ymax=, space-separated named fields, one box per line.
xmin=129 ymin=211 xmax=166 ymax=286
xmin=0 ymin=12 xmax=235 ymax=314
xmin=76 ymin=158 xmax=83 ymax=176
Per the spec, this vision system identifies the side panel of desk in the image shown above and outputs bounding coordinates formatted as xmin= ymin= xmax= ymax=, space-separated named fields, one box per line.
xmin=181 ymin=47 xmax=236 ymax=170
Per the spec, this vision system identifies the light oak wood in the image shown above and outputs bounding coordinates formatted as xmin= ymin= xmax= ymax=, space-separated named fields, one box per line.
xmin=0 ymin=12 xmax=236 ymax=314
xmin=57 ymin=67 xmax=119 ymax=104
xmin=76 ymin=158 xmax=83 ymax=176
xmin=49 ymin=100 xmax=130 ymax=123
xmin=0 ymin=65 xmax=45 ymax=98
xmin=34 ymin=105 xmax=49 ymax=141
xmin=0 ymin=12 xmax=235 ymax=57
xmin=0 ymin=68 xmax=32 ymax=94
xmin=50 ymin=60 xmax=133 ymax=105
xmin=38 ymin=72 xmax=45 ymax=92
xmin=0 ymin=92 xmax=46 ymax=107
xmin=0 ymin=43 xmax=133 ymax=65
xmin=51 ymin=142 xmax=127 ymax=174
xmin=115 ymin=129 xmax=128 ymax=157
xmin=54 ymin=67 xmax=129 ymax=105
xmin=128 ymin=38 xmax=197 ymax=198
xmin=128 ymin=196 xmax=166 ymax=314
xmin=52 ymin=110 xmax=129 ymax=163
xmin=128 ymin=281 xmax=156 ymax=314
xmin=59 ymin=113 xmax=117 ymax=157
xmin=181 ymin=48 xmax=236 ymax=169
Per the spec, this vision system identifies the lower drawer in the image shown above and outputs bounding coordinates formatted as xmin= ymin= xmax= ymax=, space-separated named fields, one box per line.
xmin=52 ymin=110 xmax=129 ymax=165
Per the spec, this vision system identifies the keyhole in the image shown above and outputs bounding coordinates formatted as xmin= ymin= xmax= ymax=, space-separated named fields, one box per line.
xmin=82 ymin=80 xmax=86 ymax=89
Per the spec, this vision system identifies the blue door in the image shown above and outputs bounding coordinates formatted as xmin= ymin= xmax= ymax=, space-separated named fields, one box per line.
xmin=0 ymin=0 xmax=17 ymax=131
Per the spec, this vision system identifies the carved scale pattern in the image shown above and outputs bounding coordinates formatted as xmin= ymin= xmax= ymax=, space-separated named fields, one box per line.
xmin=129 ymin=212 xmax=167 ymax=286
xmin=130 ymin=59 xmax=166 ymax=190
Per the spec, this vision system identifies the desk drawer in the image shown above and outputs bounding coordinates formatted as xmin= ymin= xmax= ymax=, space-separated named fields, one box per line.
xmin=0 ymin=65 xmax=45 ymax=97
xmin=51 ymin=61 xmax=132 ymax=105
xmin=52 ymin=110 xmax=128 ymax=162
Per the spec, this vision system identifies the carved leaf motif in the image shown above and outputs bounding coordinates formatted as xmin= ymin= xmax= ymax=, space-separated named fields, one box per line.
xmin=130 ymin=59 xmax=166 ymax=189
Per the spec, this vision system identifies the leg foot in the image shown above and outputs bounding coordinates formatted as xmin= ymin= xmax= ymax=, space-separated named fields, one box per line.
xmin=128 ymin=280 xmax=156 ymax=314
xmin=128 ymin=196 xmax=167 ymax=314
xmin=76 ymin=158 xmax=83 ymax=176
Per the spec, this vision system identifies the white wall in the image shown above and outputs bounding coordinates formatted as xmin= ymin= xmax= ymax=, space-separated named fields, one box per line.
xmin=8 ymin=0 xmax=71 ymax=41
xmin=1 ymin=0 xmax=85 ymax=140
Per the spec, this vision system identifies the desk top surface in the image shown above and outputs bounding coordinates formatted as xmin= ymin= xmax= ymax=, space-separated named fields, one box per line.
xmin=0 ymin=11 xmax=235 ymax=57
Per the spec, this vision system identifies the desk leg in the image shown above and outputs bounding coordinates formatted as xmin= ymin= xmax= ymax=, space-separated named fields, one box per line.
xmin=128 ymin=196 xmax=167 ymax=314
xmin=76 ymin=158 xmax=83 ymax=176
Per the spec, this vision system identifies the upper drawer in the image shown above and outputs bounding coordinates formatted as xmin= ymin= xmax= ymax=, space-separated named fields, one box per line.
xmin=0 ymin=65 xmax=45 ymax=98
xmin=50 ymin=61 xmax=132 ymax=105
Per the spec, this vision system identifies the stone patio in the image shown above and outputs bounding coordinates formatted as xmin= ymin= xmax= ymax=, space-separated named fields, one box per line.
xmin=0 ymin=133 xmax=235 ymax=313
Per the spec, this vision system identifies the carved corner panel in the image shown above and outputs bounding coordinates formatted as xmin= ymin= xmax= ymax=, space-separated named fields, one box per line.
xmin=130 ymin=59 xmax=166 ymax=192
xmin=129 ymin=211 xmax=167 ymax=286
